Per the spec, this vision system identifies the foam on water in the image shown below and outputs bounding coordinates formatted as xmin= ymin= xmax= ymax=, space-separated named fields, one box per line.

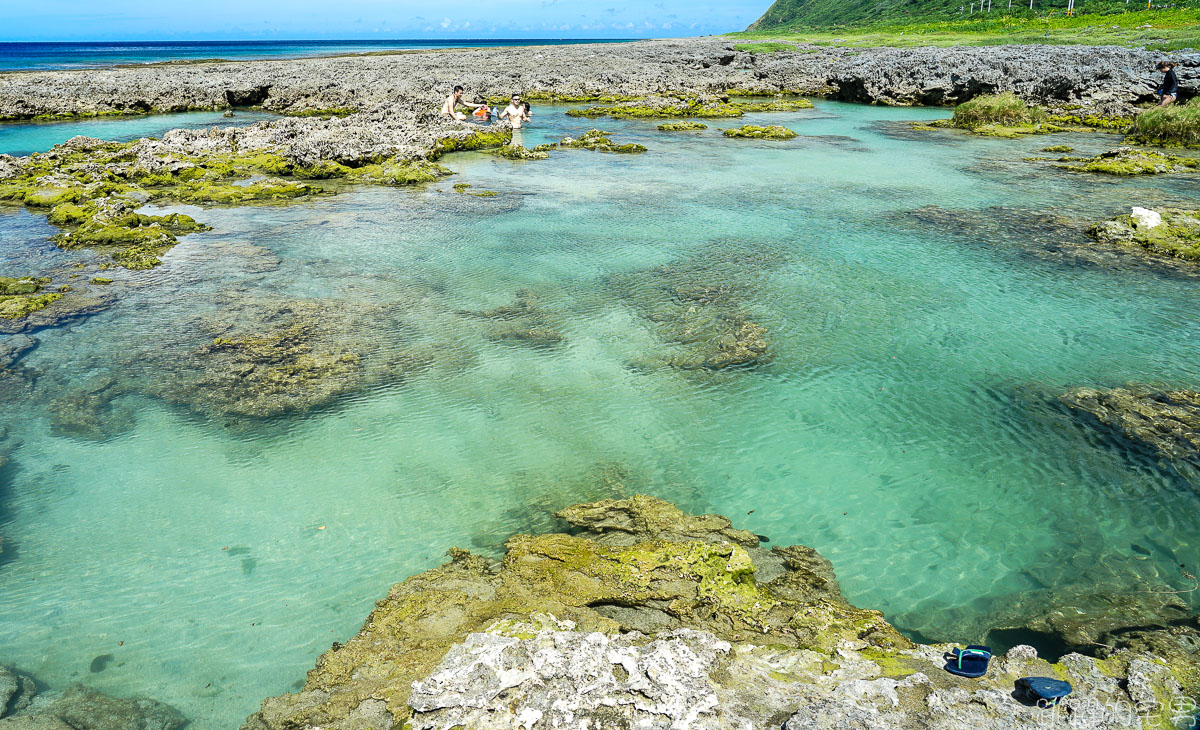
xmin=0 ymin=102 xmax=1197 ymax=728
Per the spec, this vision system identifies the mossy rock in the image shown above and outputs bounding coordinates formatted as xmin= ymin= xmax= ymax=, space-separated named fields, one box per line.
xmin=1056 ymin=147 xmax=1199 ymax=176
xmin=1042 ymin=145 xmax=1075 ymax=153
xmin=658 ymin=121 xmax=709 ymax=131
xmin=244 ymin=495 xmax=909 ymax=729
xmin=491 ymin=144 xmax=550 ymax=161
xmin=0 ymin=292 xmax=62 ymax=319
xmin=1088 ymin=207 xmax=1200 ymax=262
xmin=0 ymin=276 xmax=48 ymax=296
xmin=559 ymin=130 xmax=647 ymax=154
xmin=429 ymin=130 xmax=513 ymax=158
xmin=723 ymin=125 xmax=798 ymax=140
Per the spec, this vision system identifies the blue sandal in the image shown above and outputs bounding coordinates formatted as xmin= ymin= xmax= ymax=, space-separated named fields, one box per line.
xmin=1017 ymin=677 xmax=1073 ymax=706
xmin=944 ymin=645 xmax=992 ymax=678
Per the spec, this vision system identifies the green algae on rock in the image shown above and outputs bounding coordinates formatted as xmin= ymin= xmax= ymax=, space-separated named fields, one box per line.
xmin=428 ymin=129 xmax=512 ymax=158
xmin=243 ymin=495 xmax=1200 ymax=730
xmin=490 ymin=144 xmax=551 ymax=161
xmin=723 ymin=124 xmax=799 ymax=140
xmin=559 ymin=130 xmax=647 ymax=154
xmin=658 ymin=121 xmax=709 ymax=131
xmin=451 ymin=183 xmax=499 ymax=198
xmin=1055 ymin=147 xmax=1199 ymax=176
xmin=565 ymin=96 xmax=814 ymax=121
xmin=1088 ymin=207 xmax=1200 ymax=264
xmin=1061 ymin=385 xmax=1200 ymax=466
xmin=0 ymin=136 xmax=456 ymax=270
xmin=0 ymin=277 xmax=61 ymax=320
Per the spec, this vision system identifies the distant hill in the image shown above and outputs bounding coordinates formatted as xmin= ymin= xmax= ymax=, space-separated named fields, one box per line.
xmin=747 ymin=0 xmax=959 ymax=30
xmin=746 ymin=0 xmax=1132 ymax=30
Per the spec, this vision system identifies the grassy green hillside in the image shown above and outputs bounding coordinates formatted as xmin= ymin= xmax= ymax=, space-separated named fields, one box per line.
xmin=746 ymin=0 xmax=1199 ymax=34
xmin=737 ymin=3 xmax=1200 ymax=50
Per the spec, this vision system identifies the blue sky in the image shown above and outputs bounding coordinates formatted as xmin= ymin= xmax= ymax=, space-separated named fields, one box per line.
xmin=2 ymin=1 xmax=769 ymax=41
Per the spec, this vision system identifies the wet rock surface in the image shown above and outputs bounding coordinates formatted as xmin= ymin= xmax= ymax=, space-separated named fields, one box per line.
xmin=244 ymin=496 xmax=1200 ymax=730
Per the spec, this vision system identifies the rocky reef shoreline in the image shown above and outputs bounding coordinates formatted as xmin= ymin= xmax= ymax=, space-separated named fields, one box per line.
xmin=242 ymin=496 xmax=1200 ymax=730
xmin=0 ymin=40 xmax=1191 ymax=123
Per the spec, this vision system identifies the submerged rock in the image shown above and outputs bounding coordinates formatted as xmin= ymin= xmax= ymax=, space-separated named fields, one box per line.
xmin=609 ymin=246 xmax=778 ymax=374
xmin=157 ymin=310 xmax=364 ymax=419
xmin=244 ymin=495 xmax=1200 ymax=730
xmin=0 ymin=671 xmax=184 ymax=730
xmin=48 ymin=375 xmax=137 ymax=440
xmin=458 ymin=289 xmax=565 ymax=348
xmin=1061 ymin=385 xmax=1200 ymax=466
xmin=1088 ymin=207 xmax=1200 ymax=265
xmin=0 ymin=666 xmax=36 ymax=718
xmin=0 ymin=335 xmax=35 ymax=371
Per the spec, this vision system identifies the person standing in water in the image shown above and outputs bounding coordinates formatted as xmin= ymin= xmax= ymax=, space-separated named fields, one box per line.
xmin=500 ymin=94 xmax=527 ymax=129
xmin=441 ymin=86 xmax=483 ymax=121
xmin=1155 ymin=61 xmax=1179 ymax=107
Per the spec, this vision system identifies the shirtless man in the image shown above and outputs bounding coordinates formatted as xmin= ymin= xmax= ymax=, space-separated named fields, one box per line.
xmin=441 ymin=86 xmax=482 ymax=121
xmin=499 ymin=94 xmax=529 ymax=129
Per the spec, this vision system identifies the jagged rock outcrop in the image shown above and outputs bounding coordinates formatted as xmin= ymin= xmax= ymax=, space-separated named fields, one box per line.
xmin=243 ymin=496 xmax=1200 ymax=730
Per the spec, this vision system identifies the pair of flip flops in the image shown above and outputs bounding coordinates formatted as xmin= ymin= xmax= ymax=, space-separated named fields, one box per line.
xmin=944 ymin=645 xmax=992 ymax=677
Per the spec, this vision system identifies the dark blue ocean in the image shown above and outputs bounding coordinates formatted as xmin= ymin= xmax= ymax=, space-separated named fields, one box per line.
xmin=0 ymin=39 xmax=631 ymax=72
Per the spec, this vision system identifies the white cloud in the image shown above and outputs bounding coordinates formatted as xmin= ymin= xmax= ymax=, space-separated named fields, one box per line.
xmin=440 ymin=17 xmax=451 ymax=28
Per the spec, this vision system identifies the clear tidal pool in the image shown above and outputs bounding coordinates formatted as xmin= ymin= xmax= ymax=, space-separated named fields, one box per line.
xmin=0 ymin=101 xmax=1197 ymax=728
xmin=0 ymin=110 xmax=280 ymax=157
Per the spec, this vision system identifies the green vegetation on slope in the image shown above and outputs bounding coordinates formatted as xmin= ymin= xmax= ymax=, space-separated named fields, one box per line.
xmin=735 ymin=7 xmax=1200 ymax=50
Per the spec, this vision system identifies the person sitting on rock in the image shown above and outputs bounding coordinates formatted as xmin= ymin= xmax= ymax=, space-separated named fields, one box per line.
xmin=1155 ymin=61 xmax=1178 ymax=107
xmin=441 ymin=86 xmax=483 ymax=121
xmin=500 ymin=94 xmax=527 ymax=129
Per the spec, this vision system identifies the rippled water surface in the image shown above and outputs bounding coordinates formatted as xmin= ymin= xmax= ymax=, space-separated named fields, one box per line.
xmin=0 ymin=102 xmax=1198 ymax=728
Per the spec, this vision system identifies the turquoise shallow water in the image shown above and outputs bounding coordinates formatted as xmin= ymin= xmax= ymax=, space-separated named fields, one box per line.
xmin=0 ymin=102 xmax=1198 ymax=728
xmin=0 ymin=111 xmax=280 ymax=156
